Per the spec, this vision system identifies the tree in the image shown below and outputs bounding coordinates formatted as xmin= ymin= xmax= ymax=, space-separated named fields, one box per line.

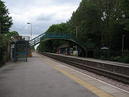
xmin=6 ymin=31 xmax=19 ymax=38
xmin=119 ymin=0 xmax=129 ymax=50
xmin=0 ymin=0 xmax=12 ymax=34
xmin=46 ymin=23 xmax=69 ymax=34
xmin=39 ymin=0 xmax=129 ymax=59
xmin=38 ymin=23 xmax=70 ymax=53
xmin=0 ymin=0 xmax=13 ymax=64
xmin=69 ymin=0 xmax=102 ymax=48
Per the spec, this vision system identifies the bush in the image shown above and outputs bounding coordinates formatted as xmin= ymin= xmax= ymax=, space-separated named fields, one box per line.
xmin=0 ymin=35 xmax=8 ymax=66
xmin=118 ymin=56 xmax=129 ymax=63
xmin=110 ymin=56 xmax=129 ymax=63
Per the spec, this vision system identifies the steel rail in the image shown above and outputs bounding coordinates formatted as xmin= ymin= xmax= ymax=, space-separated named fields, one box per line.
xmin=41 ymin=52 xmax=129 ymax=84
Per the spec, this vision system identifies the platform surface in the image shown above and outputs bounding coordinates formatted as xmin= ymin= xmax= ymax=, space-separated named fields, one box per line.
xmin=0 ymin=53 xmax=97 ymax=97
xmin=0 ymin=53 xmax=128 ymax=97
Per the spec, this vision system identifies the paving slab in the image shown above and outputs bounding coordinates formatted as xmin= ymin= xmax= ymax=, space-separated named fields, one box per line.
xmin=0 ymin=53 xmax=97 ymax=97
xmin=41 ymin=53 xmax=129 ymax=97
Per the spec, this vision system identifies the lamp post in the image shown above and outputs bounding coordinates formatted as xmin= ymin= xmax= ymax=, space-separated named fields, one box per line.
xmin=27 ymin=22 xmax=32 ymax=40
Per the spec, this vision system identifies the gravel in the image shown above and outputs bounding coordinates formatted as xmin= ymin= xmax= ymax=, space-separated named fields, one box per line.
xmin=53 ymin=58 xmax=129 ymax=92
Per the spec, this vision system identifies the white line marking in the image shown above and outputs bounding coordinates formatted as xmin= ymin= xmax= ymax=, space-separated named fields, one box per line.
xmin=43 ymin=55 xmax=129 ymax=94
xmin=59 ymin=63 xmax=129 ymax=94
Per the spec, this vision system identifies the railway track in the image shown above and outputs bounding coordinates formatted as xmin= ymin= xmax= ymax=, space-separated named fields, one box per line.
xmin=41 ymin=52 xmax=129 ymax=84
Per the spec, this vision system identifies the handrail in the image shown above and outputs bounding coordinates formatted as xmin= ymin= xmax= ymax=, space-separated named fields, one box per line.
xmin=29 ymin=33 xmax=87 ymax=56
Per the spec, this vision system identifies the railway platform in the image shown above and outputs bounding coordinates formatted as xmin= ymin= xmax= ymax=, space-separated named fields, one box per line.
xmin=0 ymin=53 xmax=128 ymax=97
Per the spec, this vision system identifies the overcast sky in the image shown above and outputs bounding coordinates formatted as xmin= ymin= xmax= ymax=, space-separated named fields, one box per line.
xmin=3 ymin=0 xmax=81 ymax=37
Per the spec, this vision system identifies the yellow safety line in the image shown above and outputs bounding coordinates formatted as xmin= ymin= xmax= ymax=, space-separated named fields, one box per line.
xmin=40 ymin=55 xmax=114 ymax=97
xmin=52 ymin=65 xmax=114 ymax=97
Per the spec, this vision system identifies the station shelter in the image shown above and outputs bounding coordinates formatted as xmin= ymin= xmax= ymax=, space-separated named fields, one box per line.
xmin=10 ymin=36 xmax=30 ymax=62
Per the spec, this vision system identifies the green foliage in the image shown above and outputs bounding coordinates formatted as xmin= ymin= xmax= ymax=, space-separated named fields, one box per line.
xmin=39 ymin=40 xmax=68 ymax=53
xmin=0 ymin=34 xmax=8 ymax=65
xmin=110 ymin=56 xmax=129 ymax=63
xmin=0 ymin=31 xmax=19 ymax=65
xmin=38 ymin=23 xmax=71 ymax=53
xmin=0 ymin=0 xmax=12 ymax=34
xmin=46 ymin=23 xmax=69 ymax=34
xmin=69 ymin=0 xmax=129 ymax=51
xmin=69 ymin=0 xmax=102 ymax=47
xmin=39 ymin=0 xmax=129 ymax=61
xmin=0 ymin=34 xmax=8 ymax=48
xmin=0 ymin=1 xmax=13 ymax=64
xmin=6 ymin=31 xmax=19 ymax=39
xmin=38 ymin=41 xmax=53 ymax=52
